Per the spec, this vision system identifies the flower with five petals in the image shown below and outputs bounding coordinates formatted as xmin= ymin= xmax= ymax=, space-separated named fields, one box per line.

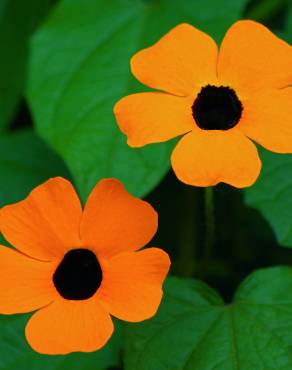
xmin=0 ymin=177 xmax=170 ymax=354
xmin=114 ymin=20 xmax=292 ymax=188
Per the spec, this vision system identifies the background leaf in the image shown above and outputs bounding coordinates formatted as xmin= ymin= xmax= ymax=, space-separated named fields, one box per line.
xmin=244 ymin=0 xmax=289 ymax=22
xmin=27 ymin=0 xmax=248 ymax=200
xmin=0 ymin=129 xmax=69 ymax=206
xmin=285 ymin=1 xmax=292 ymax=37
xmin=125 ymin=268 xmax=292 ymax=370
xmin=0 ymin=0 xmax=54 ymax=130
xmin=245 ymin=148 xmax=292 ymax=248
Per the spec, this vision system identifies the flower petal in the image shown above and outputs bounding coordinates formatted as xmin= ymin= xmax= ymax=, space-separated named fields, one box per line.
xmin=114 ymin=92 xmax=194 ymax=147
xmin=25 ymin=298 xmax=113 ymax=355
xmin=0 ymin=246 xmax=56 ymax=314
xmin=81 ymin=179 xmax=158 ymax=259
xmin=131 ymin=23 xmax=218 ymax=95
xmin=0 ymin=177 xmax=82 ymax=261
xmin=171 ymin=129 xmax=261 ymax=188
xmin=239 ymin=88 xmax=292 ymax=153
xmin=97 ymin=248 xmax=170 ymax=322
xmin=218 ymin=20 xmax=292 ymax=92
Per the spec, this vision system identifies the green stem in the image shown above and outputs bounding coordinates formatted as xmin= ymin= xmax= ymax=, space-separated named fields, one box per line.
xmin=175 ymin=187 xmax=198 ymax=277
xmin=201 ymin=187 xmax=215 ymax=277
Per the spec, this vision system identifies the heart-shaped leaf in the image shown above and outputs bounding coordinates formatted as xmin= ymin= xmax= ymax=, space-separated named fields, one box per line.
xmin=125 ymin=267 xmax=292 ymax=370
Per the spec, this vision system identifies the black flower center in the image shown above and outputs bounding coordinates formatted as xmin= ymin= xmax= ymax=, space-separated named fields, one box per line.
xmin=53 ymin=248 xmax=102 ymax=300
xmin=192 ymin=85 xmax=243 ymax=130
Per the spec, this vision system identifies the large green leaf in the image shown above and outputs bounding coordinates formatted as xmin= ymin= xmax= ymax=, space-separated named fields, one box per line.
xmin=0 ymin=130 xmax=122 ymax=370
xmin=245 ymin=148 xmax=292 ymax=248
xmin=0 ymin=0 xmax=54 ymax=130
xmin=125 ymin=267 xmax=292 ymax=370
xmin=27 ymin=0 xmax=248 ymax=200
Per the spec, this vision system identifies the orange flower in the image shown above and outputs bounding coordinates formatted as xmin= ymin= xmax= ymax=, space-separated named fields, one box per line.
xmin=114 ymin=20 xmax=292 ymax=188
xmin=0 ymin=177 xmax=170 ymax=355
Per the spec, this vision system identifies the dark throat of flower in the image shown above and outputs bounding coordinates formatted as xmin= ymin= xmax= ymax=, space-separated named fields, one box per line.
xmin=192 ymin=85 xmax=243 ymax=130
xmin=53 ymin=248 xmax=102 ymax=300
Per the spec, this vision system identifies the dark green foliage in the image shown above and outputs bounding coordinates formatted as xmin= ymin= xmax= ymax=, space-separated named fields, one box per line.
xmin=0 ymin=0 xmax=291 ymax=369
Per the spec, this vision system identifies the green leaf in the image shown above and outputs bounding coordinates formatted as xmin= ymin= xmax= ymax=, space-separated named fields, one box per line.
xmin=245 ymin=148 xmax=292 ymax=248
xmin=0 ymin=130 xmax=70 ymax=206
xmin=125 ymin=267 xmax=292 ymax=370
xmin=0 ymin=130 xmax=123 ymax=370
xmin=0 ymin=0 xmax=54 ymax=130
xmin=0 ymin=314 xmax=122 ymax=370
xmin=27 ymin=0 xmax=248 ymax=200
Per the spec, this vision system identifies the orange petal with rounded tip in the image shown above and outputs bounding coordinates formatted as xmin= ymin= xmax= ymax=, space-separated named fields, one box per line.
xmin=25 ymin=298 xmax=113 ymax=355
xmin=171 ymin=129 xmax=261 ymax=188
xmin=0 ymin=246 xmax=56 ymax=314
xmin=239 ymin=88 xmax=292 ymax=153
xmin=114 ymin=92 xmax=194 ymax=147
xmin=81 ymin=179 xmax=158 ymax=259
xmin=98 ymin=248 xmax=170 ymax=322
xmin=218 ymin=20 xmax=292 ymax=93
xmin=131 ymin=23 xmax=218 ymax=96
xmin=0 ymin=177 xmax=82 ymax=261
